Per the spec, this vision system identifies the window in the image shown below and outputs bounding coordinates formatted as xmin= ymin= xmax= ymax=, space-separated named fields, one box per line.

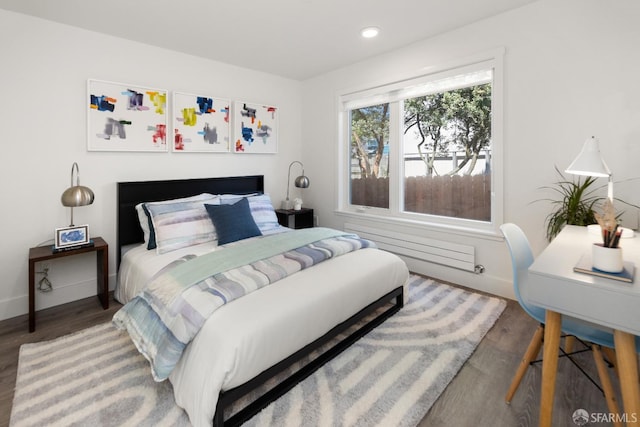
xmin=339 ymin=52 xmax=503 ymax=233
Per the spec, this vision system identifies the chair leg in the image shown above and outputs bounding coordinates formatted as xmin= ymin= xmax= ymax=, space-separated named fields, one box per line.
xmin=602 ymin=347 xmax=619 ymax=378
xmin=564 ymin=335 xmax=576 ymax=354
xmin=506 ymin=324 xmax=544 ymax=403
xmin=592 ymin=344 xmax=622 ymax=427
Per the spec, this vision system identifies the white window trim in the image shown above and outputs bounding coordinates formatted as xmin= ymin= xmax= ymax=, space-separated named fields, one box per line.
xmin=336 ymin=48 xmax=505 ymax=239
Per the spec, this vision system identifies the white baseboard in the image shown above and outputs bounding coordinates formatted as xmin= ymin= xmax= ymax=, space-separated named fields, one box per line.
xmin=401 ymin=255 xmax=514 ymax=300
xmin=0 ymin=274 xmax=116 ymax=322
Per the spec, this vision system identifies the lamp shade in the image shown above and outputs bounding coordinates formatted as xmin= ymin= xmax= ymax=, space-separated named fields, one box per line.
xmin=294 ymin=175 xmax=310 ymax=189
xmin=61 ymin=185 xmax=95 ymax=207
xmin=565 ymin=136 xmax=611 ymax=178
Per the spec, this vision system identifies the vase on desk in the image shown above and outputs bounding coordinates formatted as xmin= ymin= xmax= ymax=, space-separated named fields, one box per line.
xmin=592 ymin=243 xmax=623 ymax=273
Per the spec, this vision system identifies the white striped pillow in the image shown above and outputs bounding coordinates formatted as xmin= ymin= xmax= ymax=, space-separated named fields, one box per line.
xmin=248 ymin=194 xmax=281 ymax=233
xmin=144 ymin=194 xmax=219 ymax=254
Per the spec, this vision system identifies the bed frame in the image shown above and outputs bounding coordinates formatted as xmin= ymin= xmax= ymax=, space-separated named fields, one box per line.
xmin=116 ymin=175 xmax=404 ymax=426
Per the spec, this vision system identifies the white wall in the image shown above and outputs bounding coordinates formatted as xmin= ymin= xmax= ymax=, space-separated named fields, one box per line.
xmin=300 ymin=0 xmax=640 ymax=298
xmin=0 ymin=10 xmax=303 ymax=320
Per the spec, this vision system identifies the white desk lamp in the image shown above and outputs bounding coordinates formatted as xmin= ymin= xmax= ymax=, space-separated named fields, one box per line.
xmin=565 ymin=136 xmax=633 ymax=237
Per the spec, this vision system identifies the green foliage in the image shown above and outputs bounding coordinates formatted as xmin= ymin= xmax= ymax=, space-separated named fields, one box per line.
xmin=403 ymin=83 xmax=492 ymax=176
xmin=350 ymin=104 xmax=389 ymax=150
xmin=350 ymin=104 xmax=389 ymax=178
xmin=350 ymin=83 xmax=492 ymax=179
xmin=540 ymin=168 xmax=601 ymax=241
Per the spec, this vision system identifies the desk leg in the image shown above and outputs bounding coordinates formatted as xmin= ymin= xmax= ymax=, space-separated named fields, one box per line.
xmin=28 ymin=259 xmax=35 ymax=333
xmin=540 ymin=310 xmax=561 ymax=427
xmin=614 ymin=330 xmax=640 ymax=426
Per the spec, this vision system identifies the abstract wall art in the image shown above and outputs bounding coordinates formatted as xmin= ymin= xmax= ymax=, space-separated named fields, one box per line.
xmin=87 ymin=79 xmax=168 ymax=152
xmin=172 ymin=92 xmax=230 ymax=152
xmin=233 ymin=101 xmax=278 ymax=153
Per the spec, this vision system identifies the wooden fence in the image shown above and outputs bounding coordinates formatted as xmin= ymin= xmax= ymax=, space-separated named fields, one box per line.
xmin=350 ymin=175 xmax=491 ymax=221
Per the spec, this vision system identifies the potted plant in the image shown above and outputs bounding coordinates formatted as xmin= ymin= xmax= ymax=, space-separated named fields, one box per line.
xmin=540 ymin=167 xmax=639 ymax=241
xmin=540 ymin=167 xmax=601 ymax=241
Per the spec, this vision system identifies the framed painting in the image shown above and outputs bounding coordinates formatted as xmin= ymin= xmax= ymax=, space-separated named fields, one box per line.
xmin=233 ymin=101 xmax=278 ymax=153
xmin=172 ymin=92 xmax=230 ymax=152
xmin=87 ymin=79 xmax=168 ymax=152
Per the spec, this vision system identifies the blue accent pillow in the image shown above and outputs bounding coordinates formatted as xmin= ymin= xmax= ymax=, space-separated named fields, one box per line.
xmin=205 ymin=197 xmax=262 ymax=245
xmin=217 ymin=193 xmax=280 ymax=234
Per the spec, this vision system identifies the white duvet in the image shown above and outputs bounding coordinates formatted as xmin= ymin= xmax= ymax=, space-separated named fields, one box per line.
xmin=116 ymin=238 xmax=409 ymax=427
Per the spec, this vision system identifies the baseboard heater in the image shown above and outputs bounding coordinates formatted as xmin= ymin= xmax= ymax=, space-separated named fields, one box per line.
xmin=344 ymin=222 xmax=477 ymax=273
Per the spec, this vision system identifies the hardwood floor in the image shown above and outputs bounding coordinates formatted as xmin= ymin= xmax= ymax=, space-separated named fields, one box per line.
xmin=420 ymin=298 xmax=618 ymax=427
xmin=0 ymin=290 xmax=620 ymax=427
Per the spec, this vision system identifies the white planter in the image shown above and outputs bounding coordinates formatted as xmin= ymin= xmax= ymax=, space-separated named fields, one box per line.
xmin=592 ymin=243 xmax=623 ymax=273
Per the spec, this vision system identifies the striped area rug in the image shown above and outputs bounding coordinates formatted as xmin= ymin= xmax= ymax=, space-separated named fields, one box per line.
xmin=10 ymin=275 xmax=505 ymax=427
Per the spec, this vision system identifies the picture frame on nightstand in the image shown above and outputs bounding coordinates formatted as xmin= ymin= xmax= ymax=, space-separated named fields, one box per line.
xmin=54 ymin=224 xmax=90 ymax=250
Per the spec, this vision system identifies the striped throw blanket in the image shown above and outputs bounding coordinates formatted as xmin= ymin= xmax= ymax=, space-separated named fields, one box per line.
xmin=112 ymin=228 xmax=374 ymax=381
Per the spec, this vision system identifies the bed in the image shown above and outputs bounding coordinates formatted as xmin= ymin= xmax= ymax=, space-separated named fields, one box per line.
xmin=114 ymin=175 xmax=410 ymax=427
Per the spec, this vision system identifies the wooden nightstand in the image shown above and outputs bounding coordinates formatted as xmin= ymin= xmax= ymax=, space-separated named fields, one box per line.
xmin=275 ymin=208 xmax=314 ymax=229
xmin=28 ymin=236 xmax=109 ymax=332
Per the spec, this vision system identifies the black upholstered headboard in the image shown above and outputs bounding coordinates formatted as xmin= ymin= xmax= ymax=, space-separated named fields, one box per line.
xmin=116 ymin=175 xmax=264 ymax=268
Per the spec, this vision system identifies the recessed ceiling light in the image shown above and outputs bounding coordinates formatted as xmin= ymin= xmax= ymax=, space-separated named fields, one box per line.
xmin=360 ymin=26 xmax=380 ymax=39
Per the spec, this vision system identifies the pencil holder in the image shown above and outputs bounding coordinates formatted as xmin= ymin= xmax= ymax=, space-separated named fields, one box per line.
xmin=592 ymin=243 xmax=623 ymax=273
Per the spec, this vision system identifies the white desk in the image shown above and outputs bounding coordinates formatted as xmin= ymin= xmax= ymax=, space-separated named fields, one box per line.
xmin=528 ymin=225 xmax=640 ymax=427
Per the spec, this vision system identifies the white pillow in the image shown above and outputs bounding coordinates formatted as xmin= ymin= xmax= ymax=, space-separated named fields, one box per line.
xmin=216 ymin=193 xmax=259 ymax=203
xmin=138 ymin=193 xmax=218 ymax=253
xmin=247 ymin=194 xmax=281 ymax=233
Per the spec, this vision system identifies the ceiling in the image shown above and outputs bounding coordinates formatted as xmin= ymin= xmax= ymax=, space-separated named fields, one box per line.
xmin=0 ymin=0 xmax=537 ymax=81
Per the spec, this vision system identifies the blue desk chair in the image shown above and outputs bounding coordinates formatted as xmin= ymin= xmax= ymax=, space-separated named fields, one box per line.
xmin=500 ymin=223 xmax=638 ymax=420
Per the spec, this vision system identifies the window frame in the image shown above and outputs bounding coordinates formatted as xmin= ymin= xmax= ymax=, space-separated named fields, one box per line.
xmin=336 ymin=49 xmax=504 ymax=238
